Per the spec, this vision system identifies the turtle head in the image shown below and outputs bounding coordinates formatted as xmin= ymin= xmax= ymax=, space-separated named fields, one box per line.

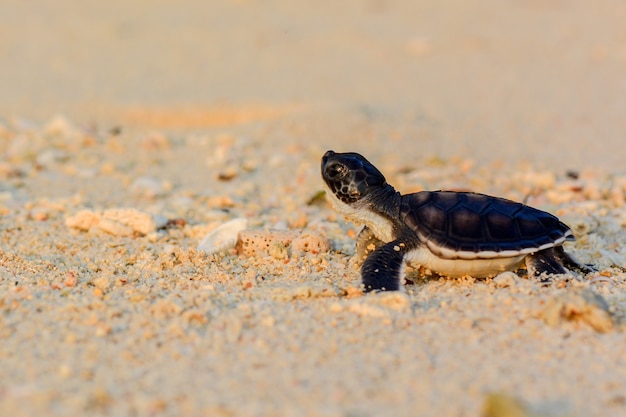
xmin=321 ymin=150 xmax=387 ymax=204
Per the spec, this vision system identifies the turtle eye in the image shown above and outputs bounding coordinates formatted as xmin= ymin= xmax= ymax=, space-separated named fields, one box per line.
xmin=325 ymin=163 xmax=346 ymax=179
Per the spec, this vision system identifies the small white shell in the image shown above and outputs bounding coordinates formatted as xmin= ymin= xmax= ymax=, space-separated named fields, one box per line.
xmin=197 ymin=218 xmax=248 ymax=254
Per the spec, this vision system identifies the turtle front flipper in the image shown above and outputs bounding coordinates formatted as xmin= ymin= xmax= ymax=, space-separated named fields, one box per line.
xmin=361 ymin=239 xmax=414 ymax=292
xmin=355 ymin=226 xmax=385 ymax=265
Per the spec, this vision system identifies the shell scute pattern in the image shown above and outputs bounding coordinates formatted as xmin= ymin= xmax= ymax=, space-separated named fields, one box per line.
xmin=449 ymin=207 xmax=482 ymax=240
xmin=486 ymin=209 xmax=517 ymax=240
xmin=401 ymin=191 xmax=573 ymax=258
xmin=418 ymin=204 xmax=446 ymax=231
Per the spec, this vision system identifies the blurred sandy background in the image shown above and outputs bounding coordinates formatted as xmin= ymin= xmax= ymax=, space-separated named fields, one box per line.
xmin=2 ymin=0 xmax=626 ymax=167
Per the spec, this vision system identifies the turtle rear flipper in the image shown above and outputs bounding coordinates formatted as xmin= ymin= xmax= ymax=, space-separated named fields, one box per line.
xmin=362 ymin=239 xmax=415 ymax=292
xmin=526 ymin=246 xmax=596 ymax=281
xmin=552 ymin=245 xmax=597 ymax=274
xmin=526 ymin=247 xmax=570 ymax=281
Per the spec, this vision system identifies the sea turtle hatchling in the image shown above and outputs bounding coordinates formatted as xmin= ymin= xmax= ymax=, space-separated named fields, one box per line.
xmin=321 ymin=150 xmax=592 ymax=292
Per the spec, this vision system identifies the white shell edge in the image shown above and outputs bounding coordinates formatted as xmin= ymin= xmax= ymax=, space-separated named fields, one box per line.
xmin=423 ymin=229 xmax=573 ymax=261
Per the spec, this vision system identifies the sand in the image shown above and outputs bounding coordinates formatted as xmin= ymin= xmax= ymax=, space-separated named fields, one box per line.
xmin=1 ymin=1 xmax=626 ymax=416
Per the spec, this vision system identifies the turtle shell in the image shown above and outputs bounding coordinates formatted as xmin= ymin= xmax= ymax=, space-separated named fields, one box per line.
xmin=400 ymin=191 xmax=574 ymax=260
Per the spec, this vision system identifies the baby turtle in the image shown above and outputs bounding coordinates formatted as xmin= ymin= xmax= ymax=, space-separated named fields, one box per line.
xmin=321 ymin=150 xmax=590 ymax=292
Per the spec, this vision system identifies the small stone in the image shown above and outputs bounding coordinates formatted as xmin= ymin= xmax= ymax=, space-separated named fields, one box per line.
xmin=64 ymin=272 xmax=78 ymax=287
xmin=217 ymin=164 xmax=239 ymax=181
xmin=66 ymin=210 xmax=102 ymax=231
xmin=98 ymin=218 xmax=134 ymax=237
xmin=235 ymin=230 xmax=331 ymax=257
xmin=493 ymin=271 xmax=519 ymax=288
xmin=236 ymin=230 xmax=299 ymax=257
xmin=372 ymin=291 xmax=411 ymax=311
xmin=92 ymin=276 xmax=111 ymax=291
xmin=292 ymin=232 xmax=331 ymax=254
xmin=269 ymin=242 xmax=289 ymax=260
xmin=100 ymin=208 xmax=158 ymax=236
xmin=152 ymin=214 xmax=170 ymax=230
xmin=69 ymin=207 xmax=159 ymax=237
xmin=44 ymin=114 xmax=75 ymax=137
xmin=540 ymin=288 xmax=614 ymax=333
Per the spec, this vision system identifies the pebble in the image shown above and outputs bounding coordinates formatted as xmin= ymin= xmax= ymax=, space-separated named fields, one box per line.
xmin=236 ymin=230 xmax=296 ymax=257
xmin=65 ymin=210 xmax=102 ymax=231
xmin=540 ymin=288 xmax=614 ymax=333
xmin=98 ymin=218 xmax=135 ymax=237
xmin=492 ymin=271 xmax=520 ymax=288
xmin=291 ymin=232 xmax=331 ymax=254
xmin=101 ymin=208 xmax=158 ymax=236
xmin=43 ymin=115 xmax=76 ymax=137
xmin=65 ymin=208 xmax=161 ymax=236
xmin=370 ymin=291 xmax=412 ymax=311
xmin=346 ymin=292 xmax=411 ymax=319
xmin=236 ymin=229 xmax=330 ymax=257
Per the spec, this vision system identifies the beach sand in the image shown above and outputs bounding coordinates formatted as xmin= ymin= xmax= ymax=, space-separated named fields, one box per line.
xmin=1 ymin=1 xmax=626 ymax=416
